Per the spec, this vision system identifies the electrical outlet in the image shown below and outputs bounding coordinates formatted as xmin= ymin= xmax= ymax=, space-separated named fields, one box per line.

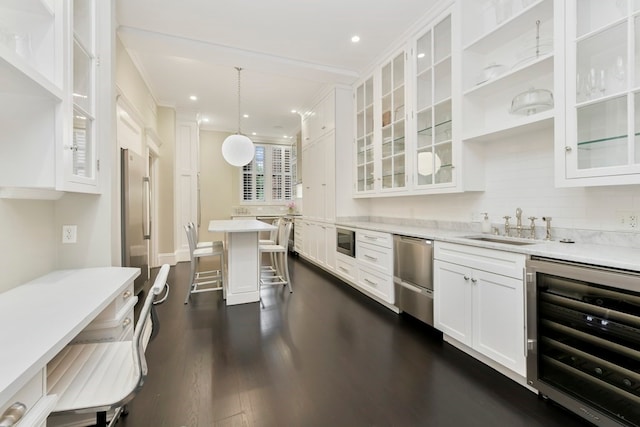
xmin=62 ymin=225 xmax=77 ymax=243
xmin=615 ymin=211 xmax=639 ymax=232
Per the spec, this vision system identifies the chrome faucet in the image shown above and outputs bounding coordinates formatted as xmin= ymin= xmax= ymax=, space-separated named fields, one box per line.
xmin=515 ymin=207 xmax=523 ymax=237
xmin=504 ymin=208 xmax=537 ymax=239
xmin=542 ymin=216 xmax=552 ymax=240
xmin=503 ymin=215 xmax=511 ymax=236
xmin=528 ymin=216 xmax=537 ymax=239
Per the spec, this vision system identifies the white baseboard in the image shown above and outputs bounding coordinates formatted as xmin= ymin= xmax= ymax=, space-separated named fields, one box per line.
xmin=158 ymin=252 xmax=177 ymax=266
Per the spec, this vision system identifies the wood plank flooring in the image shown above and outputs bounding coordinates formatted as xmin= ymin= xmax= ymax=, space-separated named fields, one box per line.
xmin=120 ymin=257 xmax=591 ymax=427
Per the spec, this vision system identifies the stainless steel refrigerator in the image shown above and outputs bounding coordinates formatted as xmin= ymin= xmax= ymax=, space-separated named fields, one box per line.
xmin=121 ymin=148 xmax=150 ymax=295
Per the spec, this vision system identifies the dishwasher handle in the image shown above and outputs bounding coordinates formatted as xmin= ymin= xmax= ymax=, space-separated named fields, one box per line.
xmin=396 ymin=235 xmax=433 ymax=245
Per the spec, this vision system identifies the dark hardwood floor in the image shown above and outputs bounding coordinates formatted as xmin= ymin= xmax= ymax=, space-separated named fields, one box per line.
xmin=120 ymin=256 xmax=590 ymax=427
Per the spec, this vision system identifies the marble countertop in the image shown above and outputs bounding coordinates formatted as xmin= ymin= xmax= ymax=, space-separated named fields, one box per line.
xmin=337 ymin=220 xmax=640 ymax=273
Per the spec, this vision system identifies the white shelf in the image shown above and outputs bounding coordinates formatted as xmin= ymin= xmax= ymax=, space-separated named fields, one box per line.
xmin=0 ymin=49 xmax=63 ymax=100
xmin=463 ymin=0 xmax=553 ymax=53
xmin=464 ymin=53 xmax=554 ymax=97
xmin=1 ymin=0 xmax=54 ymax=16
xmin=463 ymin=109 xmax=554 ymax=143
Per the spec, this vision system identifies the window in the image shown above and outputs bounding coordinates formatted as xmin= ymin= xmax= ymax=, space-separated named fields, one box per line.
xmin=241 ymin=144 xmax=293 ymax=203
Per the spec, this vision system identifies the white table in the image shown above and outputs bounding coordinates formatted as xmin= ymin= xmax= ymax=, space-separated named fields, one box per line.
xmin=209 ymin=219 xmax=276 ymax=305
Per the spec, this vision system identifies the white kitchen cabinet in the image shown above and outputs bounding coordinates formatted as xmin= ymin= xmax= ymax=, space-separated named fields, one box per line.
xmin=434 ymin=241 xmax=526 ymax=376
xmin=379 ymin=49 xmax=408 ymax=193
xmin=353 ymin=6 xmax=483 ymax=198
xmin=356 ymin=230 xmax=394 ymax=304
xmin=353 ymin=48 xmax=408 ymax=196
xmin=355 ymin=76 xmax=376 ymax=194
xmin=555 ymin=0 xmax=640 ymax=186
xmin=301 ymin=90 xmax=335 ymax=146
xmin=460 ymin=0 xmax=556 ymax=143
xmin=302 ymin=131 xmax=335 ymax=222
xmin=62 ymin=0 xmax=99 ymax=191
xmin=298 ymin=220 xmax=335 ymax=272
xmin=412 ymin=12 xmax=455 ymax=191
xmin=0 ymin=0 xmax=106 ymax=199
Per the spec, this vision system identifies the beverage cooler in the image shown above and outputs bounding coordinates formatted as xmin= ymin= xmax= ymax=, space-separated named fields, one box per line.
xmin=526 ymin=257 xmax=640 ymax=427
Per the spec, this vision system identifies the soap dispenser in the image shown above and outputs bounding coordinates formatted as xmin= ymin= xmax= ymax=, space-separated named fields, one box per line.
xmin=481 ymin=212 xmax=491 ymax=233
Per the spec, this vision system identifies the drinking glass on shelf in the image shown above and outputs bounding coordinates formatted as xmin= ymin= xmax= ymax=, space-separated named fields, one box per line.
xmin=614 ymin=55 xmax=625 ymax=89
xmin=598 ymin=69 xmax=607 ymax=96
xmin=588 ymin=68 xmax=597 ymax=99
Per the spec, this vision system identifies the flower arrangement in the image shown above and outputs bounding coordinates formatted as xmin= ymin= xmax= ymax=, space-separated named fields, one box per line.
xmin=287 ymin=202 xmax=296 ymax=212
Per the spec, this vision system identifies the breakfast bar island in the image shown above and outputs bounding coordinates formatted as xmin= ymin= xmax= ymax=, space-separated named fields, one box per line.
xmin=209 ymin=219 xmax=276 ymax=305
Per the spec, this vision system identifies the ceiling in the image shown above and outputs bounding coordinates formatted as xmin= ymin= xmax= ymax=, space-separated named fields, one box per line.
xmin=116 ymin=0 xmax=441 ymax=142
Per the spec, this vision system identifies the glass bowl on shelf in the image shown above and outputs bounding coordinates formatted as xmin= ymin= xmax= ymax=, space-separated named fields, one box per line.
xmin=476 ymin=63 xmax=507 ymax=85
xmin=509 ymin=87 xmax=554 ymax=115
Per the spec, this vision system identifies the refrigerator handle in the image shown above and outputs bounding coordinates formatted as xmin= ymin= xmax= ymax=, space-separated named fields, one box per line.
xmin=197 ymin=173 xmax=201 ymax=228
xmin=143 ymin=176 xmax=151 ymax=240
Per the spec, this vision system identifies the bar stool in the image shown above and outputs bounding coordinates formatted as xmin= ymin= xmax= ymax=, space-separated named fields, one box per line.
xmin=260 ymin=217 xmax=282 ymax=275
xmin=259 ymin=221 xmax=293 ymax=293
xmin=184 ymin=223 xmax=225 ymax=304
xmin=189 ymin=221 xmax=214 ymax=248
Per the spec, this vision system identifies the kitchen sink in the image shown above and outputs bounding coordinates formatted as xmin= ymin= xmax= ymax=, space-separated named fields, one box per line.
xmin=463 ymin=235 xmax=538 ymax=246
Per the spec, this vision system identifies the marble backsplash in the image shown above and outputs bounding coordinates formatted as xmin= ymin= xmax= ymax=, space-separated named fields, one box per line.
xmin=337 ymin=216 xmax=640 ymax=249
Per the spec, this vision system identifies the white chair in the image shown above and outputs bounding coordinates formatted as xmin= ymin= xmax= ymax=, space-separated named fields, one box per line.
xmin=189 ymin=221 xmax=214 ymax=248
xmin=184 ymin=223 xmax=225 ymax=304
xmin=47 ymin=264 xmax=171 ymax=427
xmin=259 ymin=220 xmax=293 ymax=293
xmin=260 ymin=217 xmax=282 ymax=275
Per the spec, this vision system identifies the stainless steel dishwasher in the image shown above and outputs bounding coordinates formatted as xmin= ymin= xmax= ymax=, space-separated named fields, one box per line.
xmin=393 ymin=235 xmax=434 ymax=326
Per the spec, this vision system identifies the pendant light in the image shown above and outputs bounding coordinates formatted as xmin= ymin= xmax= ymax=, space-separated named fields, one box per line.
xmin=222 ymin=67 xmax=255 ymax=166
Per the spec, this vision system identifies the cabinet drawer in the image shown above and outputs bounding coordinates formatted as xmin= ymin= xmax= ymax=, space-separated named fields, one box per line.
xmin=435 ymin=241 xmax=525 ymax=279
xmin=335 ymin=253 xmax=357 ymax=282
xmin=71 ymin=296 xmax=137 ymax=344
xmin=0 ymin=369 xmax=45 ymax=425
xmin=356 ymin=230 xmax=392 ymax=249
xmin=357 ymin=267 xmax=394 ymax=304
xmin=357 ymin=241 xmax=392 ymax=275
xmin=91 ymin=284 xmax=135 ymax=322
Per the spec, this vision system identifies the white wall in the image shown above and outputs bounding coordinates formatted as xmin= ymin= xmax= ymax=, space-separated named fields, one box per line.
xmin=0 ymin=200 xmax=57 ymax=293
xmin=199 ymin=130 xmax=236 ymax=242
xmin=366 ymin=128 xmax=640 ymax=232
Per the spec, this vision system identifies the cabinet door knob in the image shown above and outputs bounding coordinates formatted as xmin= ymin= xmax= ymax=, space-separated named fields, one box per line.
xmin=123 ymin=290 xmax=132 ymax=299
xmin=565 ymin=146 xmax=572 ymax=152
xmin=471 ymin=278 xmax=478 ymax=284
xmin=464 ymin=275 xmax=470 ymax=281
xmin=122 ymin=317 xmax=132 ymax=328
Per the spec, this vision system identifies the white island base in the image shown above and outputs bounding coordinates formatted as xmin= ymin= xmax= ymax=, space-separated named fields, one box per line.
xmin=209 ymin=219 xmax=276 ymax=305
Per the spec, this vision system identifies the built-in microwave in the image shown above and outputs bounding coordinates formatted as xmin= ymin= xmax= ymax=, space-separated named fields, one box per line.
xmin=336 ymin=228 xmax=355 ymax=258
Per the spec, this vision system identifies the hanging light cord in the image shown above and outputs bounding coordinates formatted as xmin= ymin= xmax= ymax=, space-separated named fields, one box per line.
xmin=235 ymin=66 xmax=242 ymax=135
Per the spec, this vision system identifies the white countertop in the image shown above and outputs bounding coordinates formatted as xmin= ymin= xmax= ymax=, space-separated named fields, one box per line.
xmin=209 ymin=219 xmax=277 ymax=232
xmin=0 ymin=267 xmax=139 ymax=406
xmin=337 ymin=220 xmax=640 ymax=273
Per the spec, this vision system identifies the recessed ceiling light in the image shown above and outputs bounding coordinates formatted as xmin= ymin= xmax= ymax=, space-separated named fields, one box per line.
xmin=252 ymin=132 xmax=257 ymax=136
xmin=417 ymin=52 xmax=425 ymax=59
xmin=189 ymin=95 xmax=198 ymax=101
xmin=284 ymin=135 xmax=288 ymax=138
xmin=291 ymin=109 xmax=297 ymax=114
xmin=202 ymin=117 xmax=210 ymax=123
xmin=243 ymin=114 xmax=249 ymax=118
xmin=351 ymin=35 xmax=360 ymax=43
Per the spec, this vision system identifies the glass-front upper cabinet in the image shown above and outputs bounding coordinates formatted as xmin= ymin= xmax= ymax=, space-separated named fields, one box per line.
xmin=355 ymin=76 xmax=375 ymax=193
xmin=414 ymin=14 xmax=453 ymax=190
xmin=66 ymin=0 xmax=97 ymax=187
xmin=380 ymin=51 xmax=407 ymax=191
xmin=561 ymin=0 xmax=640 ymax=185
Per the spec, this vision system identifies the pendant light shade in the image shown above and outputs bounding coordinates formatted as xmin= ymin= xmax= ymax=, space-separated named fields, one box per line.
xmin=222 ymin=134 xmax=255 ymax=166
xmin=222 ymin=67 xmax=255 ymax=166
